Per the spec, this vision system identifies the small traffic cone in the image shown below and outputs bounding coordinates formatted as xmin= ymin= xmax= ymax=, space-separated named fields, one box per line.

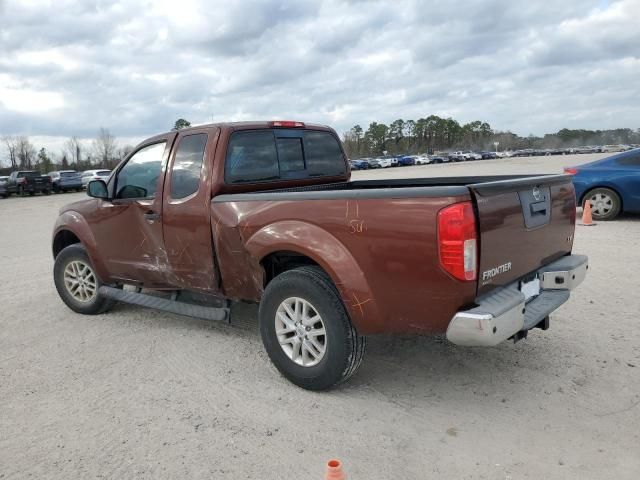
xmin=580 ymin=199 xmax=596 ymax=226
xmin=325 ymin=459 xmax=346 ymax=480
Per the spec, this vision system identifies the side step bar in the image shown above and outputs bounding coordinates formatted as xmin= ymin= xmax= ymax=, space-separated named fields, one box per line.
xmin=99 ymin=286 xmax=230 ymax=322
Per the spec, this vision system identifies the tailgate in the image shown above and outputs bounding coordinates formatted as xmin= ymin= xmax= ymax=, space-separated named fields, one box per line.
xmin=469 ymin=175 xmax=576 ymax=295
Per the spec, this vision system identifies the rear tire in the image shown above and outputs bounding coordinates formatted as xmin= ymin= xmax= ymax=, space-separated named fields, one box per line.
xmin=584 ymin=187 xmax=621 ymax=221
xmin=54 ymin=244 xmax=115 ymax=315
xmin=259 ymin=266 xmax=366 ymax=390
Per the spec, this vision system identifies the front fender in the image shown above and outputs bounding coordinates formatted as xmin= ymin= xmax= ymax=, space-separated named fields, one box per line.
xmin=244 ymin=220 xmax=383 ymax=334
xmin=52 ymin=212 xmax=110 ymax=282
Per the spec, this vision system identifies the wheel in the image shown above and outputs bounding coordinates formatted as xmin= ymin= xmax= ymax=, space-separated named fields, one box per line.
xmin=584 ymin=187 xmax=621 ymax=221
xmin=259 ymin=266 xmax=366 ymax=390
xmin=28 ymin=190 xmax=35 ymax=196
xmin=53 ymin=244 xmax=115 ymax=315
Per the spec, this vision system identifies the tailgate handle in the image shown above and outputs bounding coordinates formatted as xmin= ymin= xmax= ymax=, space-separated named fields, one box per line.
xmin=530 ymin=201 xmax=547 ymax=215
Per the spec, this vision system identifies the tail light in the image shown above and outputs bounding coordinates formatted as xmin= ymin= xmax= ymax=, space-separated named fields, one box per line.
xmin=437 ymin=202 xmax=477 ymax=281
xmin=270 ymin=121 xmax=305 ymax=128
xmin=564 ymin=167 xmax=578 ymax=175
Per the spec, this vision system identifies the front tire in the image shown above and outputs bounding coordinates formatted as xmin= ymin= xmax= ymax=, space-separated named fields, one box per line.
xmin=584 ymin=187 xmax=621 ymax=221
xmin=259 ymin=266 xmax=366 ymax=390
xmin=54 ymin=244 xmax=115 ymax=315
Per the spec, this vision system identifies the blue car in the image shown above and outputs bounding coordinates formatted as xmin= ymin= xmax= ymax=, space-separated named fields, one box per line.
xmin=397 ymin=155 xmax=416 ymax=166
xmin=566 ymin=149 xmax=640 ymax=220
xmin=349 ymin=159 xmax=370 ymax=170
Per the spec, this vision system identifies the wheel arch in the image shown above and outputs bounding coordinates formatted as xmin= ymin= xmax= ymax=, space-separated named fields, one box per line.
xmin=52 ymin=211 xmax=110 ymax=282
xmin=245 ymin=221 xmax=384 ymax=334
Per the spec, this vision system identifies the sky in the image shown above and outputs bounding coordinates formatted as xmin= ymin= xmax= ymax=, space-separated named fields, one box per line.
xmin=0 ymin=0 xmax=639 ymax=156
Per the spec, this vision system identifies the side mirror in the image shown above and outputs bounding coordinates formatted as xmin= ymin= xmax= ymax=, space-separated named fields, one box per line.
xmin=117 ymin=184 xmax=148 ymax=199
xmin=87 ymin=180 xmax=109 ymax=199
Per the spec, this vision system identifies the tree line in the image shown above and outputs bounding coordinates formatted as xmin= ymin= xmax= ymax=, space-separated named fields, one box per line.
xmin=1 ymin=128 xmax=133 ymax=175
xmin=341 ymin=116 xmax=640 ymax=157
xmin=0 ymin=119 xmax=193 ymax=175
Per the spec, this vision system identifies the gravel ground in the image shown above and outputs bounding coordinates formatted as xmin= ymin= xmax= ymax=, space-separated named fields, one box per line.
xmin=1 ymin=153 xmax=639 ymax=479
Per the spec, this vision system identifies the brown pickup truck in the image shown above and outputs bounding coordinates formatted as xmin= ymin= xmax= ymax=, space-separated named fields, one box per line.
xmin=52 ymin=121 xmax=588 ymax=390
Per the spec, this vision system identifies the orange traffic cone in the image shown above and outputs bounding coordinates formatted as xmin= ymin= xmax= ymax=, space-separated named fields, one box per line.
xmin=325 ymin=459 xmax=346 ymax=480
xmin=580 ymin=199 xmax=596 ymax=226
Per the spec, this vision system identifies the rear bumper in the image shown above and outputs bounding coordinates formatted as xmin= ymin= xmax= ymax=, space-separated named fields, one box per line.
xmin=446 ymin=254 xmax=588 ymax=346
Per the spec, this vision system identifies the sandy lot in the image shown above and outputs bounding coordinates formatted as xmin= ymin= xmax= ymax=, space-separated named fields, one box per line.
xmin=1 ymin=154 xmax=639 ymax=479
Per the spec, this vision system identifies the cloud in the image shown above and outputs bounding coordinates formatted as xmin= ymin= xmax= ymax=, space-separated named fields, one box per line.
xmin=0 ymin=0 xmax=638 ymax=156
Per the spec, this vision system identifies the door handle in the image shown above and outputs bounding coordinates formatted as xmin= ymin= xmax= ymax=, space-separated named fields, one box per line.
xmin=144 ymin=211 xmax=161 ymax=221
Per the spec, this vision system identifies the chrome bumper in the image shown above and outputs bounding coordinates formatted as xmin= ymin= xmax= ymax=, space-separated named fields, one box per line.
xmin=446 ymin=254 xmax=588 ymax=347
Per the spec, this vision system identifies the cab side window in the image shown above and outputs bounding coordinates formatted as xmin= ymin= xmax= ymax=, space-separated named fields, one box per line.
xmin=170 ymin=134 xmax=208 ymax=199
xmin=225 ymin=131 xmax=279 ymax=183
xmin=115 ymin=142 xmax=166 ymax=199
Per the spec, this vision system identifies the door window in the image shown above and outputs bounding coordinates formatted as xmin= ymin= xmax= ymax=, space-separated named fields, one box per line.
xmin=170 ymin=134 xmax=208 ymax=199
xmin=115 ymin=142 xmax=166 ymax=199
xmin=616 ymin=152 xmax=640 ymax=167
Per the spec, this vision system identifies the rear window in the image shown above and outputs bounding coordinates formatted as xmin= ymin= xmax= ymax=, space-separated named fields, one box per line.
xmin=60 ymin=172 xmax=78 ymax=177
xmin=225 ymin=129 xmax=345 ymax=184
xmin=276 ymin=137 xmax=305 ymax=173
xmin=97 ymin=170 xmax=111 ymax=176
xmin=18 ymin=172 xmax=41 ymax=178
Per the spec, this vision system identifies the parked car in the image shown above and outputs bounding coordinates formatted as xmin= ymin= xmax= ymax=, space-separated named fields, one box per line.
xmin=397 ymin=155 xmax=416 ymax=166
xmin=376 ymin=157 xmax=395 ymax=168
xmin=429 ymin=155 xmax=448 ymax=164
xmin=565 ymin=149 xmax=640 ymax=220
xmin=52 ymin=120 xmax=588 ymax=390
xmin=5 ymin=170 xmax=51 ymax=196
xmin=349 ymin=159 xmax=369 ymax=170
xmin=414 ymin=155 xmax=432 ymax=165
xmin=48 ymin=170 xmax=83 ymax=193
xmin=601 ymin=145 xmax=627 ymax=153
xmin=366 ymin=158 xmax=382 ymax=169
xmin=81 ymin=169 xmax=112 ymax=188
xmin=448 ymin=152 xmax=466 ymax=162
xmin=0 ymin=176 xmax=8 ymax=198
xmin=480 ymin=151 xmax=497 ymax=160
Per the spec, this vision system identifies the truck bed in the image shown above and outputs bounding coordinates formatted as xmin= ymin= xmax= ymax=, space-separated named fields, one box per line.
xmin=214 ymin=174 xmax=570 ymax=200
xmin=212 ymin=173 xmax=577 ymax=334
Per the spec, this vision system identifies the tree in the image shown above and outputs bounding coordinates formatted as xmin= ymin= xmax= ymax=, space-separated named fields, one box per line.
xmin=92 ymin=128 xmax=116 ymax=167
xmin=364 ymin=122 xmax=389 ymax=154
xmin=65 ymin=136 xmax=82 ymax=170
xmin=2 ymin=136 xmax=18 ymax=168
xmin=37 ymin=148 xmax=53 ymax=173
xmin=16 ymin=136 xmax=36 ymax=169
xmin=173 ymin=118 xmax=191 ymax=130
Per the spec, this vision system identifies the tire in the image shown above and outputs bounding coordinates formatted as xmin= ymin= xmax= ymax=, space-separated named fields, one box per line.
xmin=584 ymin=187 xmax=621 ymax=221
xmin=259 ymin=266 xmax=366 ymax=390
xmin=53 ymin=244 xmax=115 ymax=315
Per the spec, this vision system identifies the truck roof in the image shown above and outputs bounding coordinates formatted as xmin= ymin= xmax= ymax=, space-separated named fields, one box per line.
xmin=144 ymin=121 xmax=335 ymax=144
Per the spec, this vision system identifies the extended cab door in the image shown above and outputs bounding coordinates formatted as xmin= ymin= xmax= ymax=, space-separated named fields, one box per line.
xmin=91 ymin=135 xmax=176 ymax=287
xmin=161 ymin=127 xmax=220 ymax=292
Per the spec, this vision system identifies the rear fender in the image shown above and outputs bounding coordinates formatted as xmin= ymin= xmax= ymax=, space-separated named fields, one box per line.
xmin=245 ymin=221 xmax=383 ymax=334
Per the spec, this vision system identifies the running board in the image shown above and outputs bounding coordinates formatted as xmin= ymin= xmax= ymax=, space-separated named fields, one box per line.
xmin=98 ymin=286 xmax=230 ymax=322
